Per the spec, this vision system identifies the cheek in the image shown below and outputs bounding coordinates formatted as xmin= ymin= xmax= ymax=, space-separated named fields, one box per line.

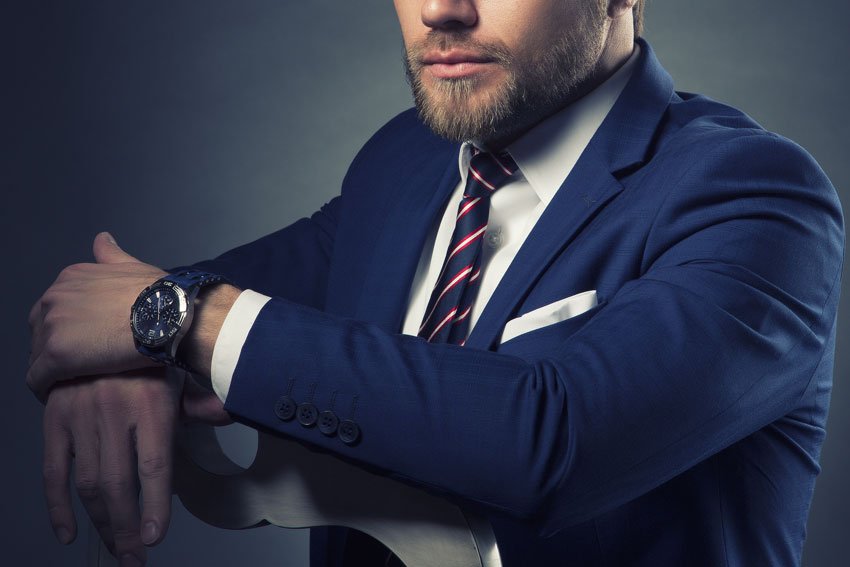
xmin=478 ymin=2 xmax=568 ymax=56
xmin=393 ymin=2 xmax=424 ymax=48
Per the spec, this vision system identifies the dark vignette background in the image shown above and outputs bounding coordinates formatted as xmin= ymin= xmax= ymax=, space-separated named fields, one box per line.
xmin=2 ymin=1 xmax=848 ymax=565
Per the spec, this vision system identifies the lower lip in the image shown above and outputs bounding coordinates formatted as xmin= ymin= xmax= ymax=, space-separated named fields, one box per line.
xmin=426 ymin=61 xmax=496 ymax=80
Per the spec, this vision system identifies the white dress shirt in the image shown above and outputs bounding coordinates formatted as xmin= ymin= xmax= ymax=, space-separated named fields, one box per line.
xmin=209 ymin=45 xmax=641 ymax=403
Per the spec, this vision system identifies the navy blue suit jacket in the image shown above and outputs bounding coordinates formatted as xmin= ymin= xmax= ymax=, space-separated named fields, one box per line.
xmin=190 ymin=40 xmax=844 ymax=565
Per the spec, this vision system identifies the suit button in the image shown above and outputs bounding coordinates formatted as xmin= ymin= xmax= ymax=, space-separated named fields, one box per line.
xmin=297 ymin=403 xmax=318 ymax=427
xmin=274 ymin=396 xmax=296 ymax=421
xmin=338 ymin=420 xmax=361 ymax=445
xmin=318 ymin=410 xmax=339 ymax=436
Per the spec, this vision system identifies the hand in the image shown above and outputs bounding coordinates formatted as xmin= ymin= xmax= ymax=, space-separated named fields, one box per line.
xmin=28 ymin=232 xmax=167 ymax=402
xmin=42 ymin=369 xmax=231 ymax=566
xmin=43 ymin=369 xmax=181 ymax=566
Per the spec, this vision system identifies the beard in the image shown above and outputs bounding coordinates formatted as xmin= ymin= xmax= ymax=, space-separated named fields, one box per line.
xmin=404 ymin=3 xmax=608 ymax=147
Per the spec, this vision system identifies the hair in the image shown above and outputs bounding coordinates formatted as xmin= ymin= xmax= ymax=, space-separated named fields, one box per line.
xmin=633 ymin=0 xmax=645 ymax=37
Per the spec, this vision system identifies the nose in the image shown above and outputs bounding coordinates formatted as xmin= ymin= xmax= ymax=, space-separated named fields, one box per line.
xmin=421 ymin=0 xmax=478 ymax=30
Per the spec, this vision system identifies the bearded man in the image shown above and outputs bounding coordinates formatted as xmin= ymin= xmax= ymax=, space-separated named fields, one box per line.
xmin=28 ymin=1 xmax=843 ymax=566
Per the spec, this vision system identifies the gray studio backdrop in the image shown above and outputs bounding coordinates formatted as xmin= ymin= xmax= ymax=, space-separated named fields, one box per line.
xmin=3 ymin=1 xmax=848 ymax=565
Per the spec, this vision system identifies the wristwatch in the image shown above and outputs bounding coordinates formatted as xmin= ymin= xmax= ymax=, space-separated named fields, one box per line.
xmin=130 ymin=270 xmax=228 ymax=368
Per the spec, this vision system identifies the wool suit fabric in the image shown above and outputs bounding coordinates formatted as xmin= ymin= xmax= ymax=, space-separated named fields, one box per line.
xmin=187 ymin=39 xmax=845 ymax=565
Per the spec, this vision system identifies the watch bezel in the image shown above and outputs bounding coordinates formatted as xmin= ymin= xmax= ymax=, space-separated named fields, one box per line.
xmin=130 ymin=279 xmax=190 ymax=349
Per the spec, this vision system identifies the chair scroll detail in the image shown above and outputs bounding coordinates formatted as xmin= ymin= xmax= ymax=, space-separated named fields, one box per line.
xmin=170 ymin=422 xmax=503 ymax=567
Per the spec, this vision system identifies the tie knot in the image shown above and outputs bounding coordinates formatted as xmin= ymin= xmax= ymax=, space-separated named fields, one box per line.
xmin=465 ymin=149 xmax=519 ymax=199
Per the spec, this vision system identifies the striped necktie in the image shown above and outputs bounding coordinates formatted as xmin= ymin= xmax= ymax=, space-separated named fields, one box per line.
xmin=418 ymin=148 xmax=519 ymax=345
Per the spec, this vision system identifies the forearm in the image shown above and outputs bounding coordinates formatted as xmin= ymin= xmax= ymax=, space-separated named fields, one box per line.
xmin=167 ymin=198 xmax=340 ymax=378
xmin=222 ymin=259 xmax=840 ymax=535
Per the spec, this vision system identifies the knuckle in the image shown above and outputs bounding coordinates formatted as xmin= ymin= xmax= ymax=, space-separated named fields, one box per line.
xmin=28 ymin=301 xmax=41 ymax=328
xmin=40 ymin=287 xmax=60 ymax=309
xmin=41 ymin=336 xmax=64 ymax=366
xmin=75 ymin=478 xmax=100 ymax=502
xmin=101 ymin=472 xmax=134 ymax=496
xmin=42 ymin=309 xmax=67 ymax=336
xmin=132 ymin=386 xmax=156 ymax=407
xmin=111 ymin=526 xmax=139 ymax=540
xmin=110 ymin=528 xmax=143 ymax=554
xmin=58 ymin=263 xmax=85 ymax=281
xmin=92 ymin=384 xmax=126 ymax=413
xmin=138 ymin=455 xmax=169 ymax=479
xmin=44 ymin=394 xmax=72 ymax=423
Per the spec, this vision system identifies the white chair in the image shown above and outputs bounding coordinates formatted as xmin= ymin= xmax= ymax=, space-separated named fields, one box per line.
xmin=91 ymin=420 xmax=502 ymax=567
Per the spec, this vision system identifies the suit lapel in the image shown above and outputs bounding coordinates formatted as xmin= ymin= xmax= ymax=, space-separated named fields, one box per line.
xmin=354 ymin=148 xmax=461 ymax=333
xmin=466 ymin=39 xmax=675 ymax=350
xmin=465 ymin=150 xmax=623 ymax=349
xmin=350 ymin=40 xmax=674 ymax=345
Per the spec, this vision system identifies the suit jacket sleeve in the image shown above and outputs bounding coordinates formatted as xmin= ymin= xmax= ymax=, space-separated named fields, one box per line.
xmin=212 ymin=128 xmax=843 ymax=537
xmin=184 ymin=196 xmax=340 ymax=310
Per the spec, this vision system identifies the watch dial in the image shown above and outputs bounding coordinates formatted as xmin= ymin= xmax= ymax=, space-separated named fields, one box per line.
xmin=132 ymin=285 xmax=185 ymax=347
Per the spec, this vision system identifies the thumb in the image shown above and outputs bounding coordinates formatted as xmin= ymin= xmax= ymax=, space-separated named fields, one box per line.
xmin=92 ymin=231 xmax=141 ymax=264
xmin=181 ymin=376 xmax=232 ymax=426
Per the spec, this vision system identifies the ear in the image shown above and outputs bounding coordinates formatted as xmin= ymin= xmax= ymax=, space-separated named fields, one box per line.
xmin=607 ymin=0 xmax=638 ymax=19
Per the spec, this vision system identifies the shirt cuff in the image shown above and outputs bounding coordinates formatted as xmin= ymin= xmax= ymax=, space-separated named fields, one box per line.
xmin=210 ymin=289 xmax=272 ymax=403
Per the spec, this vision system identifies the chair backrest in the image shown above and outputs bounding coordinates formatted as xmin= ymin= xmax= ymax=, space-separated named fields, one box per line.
xmin=166 ymin=422 xmax=503 ymax=567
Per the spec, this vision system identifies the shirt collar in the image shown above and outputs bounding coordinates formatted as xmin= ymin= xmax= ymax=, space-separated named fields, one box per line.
xmin=457 ymin=43 xmax=641 ymax=205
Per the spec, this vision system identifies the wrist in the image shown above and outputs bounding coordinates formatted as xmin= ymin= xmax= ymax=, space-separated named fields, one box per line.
xmin=177 ymin=284 xmax=242 ymax=378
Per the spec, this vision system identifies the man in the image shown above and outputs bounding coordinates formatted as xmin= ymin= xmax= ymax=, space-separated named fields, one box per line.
xmin=28 ymin=1 xmax=844 ymax=566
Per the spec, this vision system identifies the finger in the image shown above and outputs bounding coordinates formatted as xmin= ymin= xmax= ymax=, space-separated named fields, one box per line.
xmin=135 ymin=401 xmax=176 ymax=546
xmin=92 ymin=231 xmax=141 ymax=265
xmin=72 ymin=424 xmax=115 ymax=555
xmin=43 ymin=407 xmax=76 ymax=545
xmin=27 ymin=351 xmax=68 ymax=404
xmin=100 ymin=412 xmax=147 ymax=565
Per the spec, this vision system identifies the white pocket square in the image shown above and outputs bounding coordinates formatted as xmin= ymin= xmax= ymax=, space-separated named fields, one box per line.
xmin=500 ymin=290 xmax=598 ymax=343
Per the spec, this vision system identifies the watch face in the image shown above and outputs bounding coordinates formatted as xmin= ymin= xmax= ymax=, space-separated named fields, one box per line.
xmin=131 ymin=281 xmax=188 ymax=347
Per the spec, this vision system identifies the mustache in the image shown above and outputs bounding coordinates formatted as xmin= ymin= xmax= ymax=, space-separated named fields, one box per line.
xmin=405 ymin=32 xmax=512 ymax=68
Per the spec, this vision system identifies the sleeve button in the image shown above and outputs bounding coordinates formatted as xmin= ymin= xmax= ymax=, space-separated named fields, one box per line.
xmin=318 ymin=410 xmax=339 ymax=436
xmin=297 ymin=403 xmax=319 ymax=427
xmin=338 ymin=420 xmax=361 ymax=445
xmin=274 ymin=396 xmax=297 ymax=421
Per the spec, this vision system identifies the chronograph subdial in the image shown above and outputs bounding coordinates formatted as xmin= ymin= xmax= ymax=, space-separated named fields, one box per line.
xmin=130 ymin=270 xmax=227 ymax=368
xmin=131 ymin=283 xmax=189 ymax=348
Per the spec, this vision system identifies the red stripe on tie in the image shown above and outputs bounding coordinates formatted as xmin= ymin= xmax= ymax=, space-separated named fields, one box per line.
xmin=456 ymin=197 xmax=481 ymax=220
xmin=454 ymin=305 xmax=472 ymax=323
xmin=490 ymin=153 xmax=515 ymax=176
xmin=418 ymin=148 xmax=515 ymax=345
xmin=430 ymin=225 xmax=486 ymax=292
xmin=469 ymin=166 xmax=496 ymax=191
xmin=428 ymin=307 xmax=458 ymax=342
xmin=418 ymin=265 xmax=474 ymax=333
xmin=448 ymin=225 xmax=487 ymax=261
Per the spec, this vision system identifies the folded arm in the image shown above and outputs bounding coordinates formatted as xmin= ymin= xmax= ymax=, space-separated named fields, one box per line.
xmin=213 ymin=133 xmax=845 ymax=534
xmin=29 ymin=133 xmax=844 ymax=546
